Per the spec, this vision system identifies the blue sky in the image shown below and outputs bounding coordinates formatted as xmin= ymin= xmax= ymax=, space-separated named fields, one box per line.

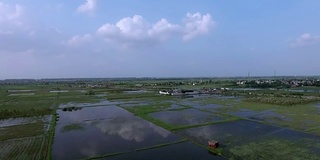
xmin=1 ymin=0 xmax=320 ymax=79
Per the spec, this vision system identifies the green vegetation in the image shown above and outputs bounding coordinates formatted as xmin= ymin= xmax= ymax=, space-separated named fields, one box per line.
xmin=0 ymin=137 xmax=48 ymax=160
xmin=208 ymin=147 xmax=224 ymax=156
xmin=245 ymin=96 xmax=320 ymax=105
xmin=0 ymin=122 xmax=45 ymax=141
xmin=60 ymin=123 xmax=84 ymax=132
xmin=46 ymin=111 xmax=57 ymax=160
xmin=228 ymin=138 xmax=320 ymax=160
xmin=46 ymin=93 xmax=59 ymax=160
xmin=125 ymin=103 xmax=172 ymax=114
xmin=0 ymin=108 xmax=52 ymax=120
xmin=1 ymin=77 xmax=320 ymax=159
xmin=85 ymin=90 xmax=95 ymax=95
xmin=236 ymin=101 xmax=279 ymax=111
xmin=62 ymin=106 xmax=82 ymax=112
xmin=0 ymin=94 xmax=54 ymax=119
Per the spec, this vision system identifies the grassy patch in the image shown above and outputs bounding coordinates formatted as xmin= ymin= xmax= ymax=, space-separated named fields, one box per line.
xmin=57 ymin=95 xmax=100 ymax=104
xmin=0 ymin=108 xmax=52 ymax=120
xmin=198 ymin=97 xmax=240 ymax=106
xmin=0 ymin=122 xmax=45 ymax=141
xmin=125 ymin=102 xmax=172 ymax=115
xmin=46 ymin=94 xmax=59 ymax=160
xmin=208 ymin=147 xmax=224 ymax=156
xmin=60 ymin=123 xmax=84 ymax=132
xmin=245 ymin=96 xmax=320 ymax=105
xmin=0 ymin=88 xmax=55 ymax=119
xmin=306 ymin=127 xmax=320 ymax=135
xmin=106 ymin=92 xmax=158 ymax=100
xmin=138 ymin=114 xmax=177 ymax=131
xmin=227 ymin=138 xmax=320 ymax=159
xmin=236 ymin=101 xmax=279 ymax=111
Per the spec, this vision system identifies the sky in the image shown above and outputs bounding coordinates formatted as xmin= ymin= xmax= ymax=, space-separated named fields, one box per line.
xmin=1 ymin=0 xmax=320 ymax=79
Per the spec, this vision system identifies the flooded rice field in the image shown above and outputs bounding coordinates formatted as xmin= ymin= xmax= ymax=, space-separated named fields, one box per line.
xmin=177 ymin=119 xmax=320 ymax=158
xmin=105 ymin=141 xmax=225 ymax=160
xmin=59 ymin=100 xmax=144 ymax=109
xmin=49 ymin=94 xmax=320 ymax=159
xmin=229 ymin=109 xmax=291 ymax=124
xmin=53 ymin=105 xmax=182 ymax=159
xmin=1 ymin=93 xmax=316 ymax=159
xmin=177 ymin=120 xmax=282 ymax=146
xmin=149 ymin=108 xmax=225 ymax=125
xmin=0 ymin=115 xmax=51 ymax=128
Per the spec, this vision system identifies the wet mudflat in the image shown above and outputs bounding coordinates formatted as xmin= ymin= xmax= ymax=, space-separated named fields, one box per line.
xmin=149 ymin=108 xmax=225 ymax=125
xmin=52 ymin=105 xmax=182 ymax=160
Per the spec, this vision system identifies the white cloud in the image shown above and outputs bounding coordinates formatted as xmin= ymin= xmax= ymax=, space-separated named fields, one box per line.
xmin=0 ymin=3 xmax=23 ymax=21
xmin=65 ymin=34 xmax=93 ymax=47
xmin=0 ymin=2 xmax=24 ymax=27
xmin=183 ymin=12 xmax=214 ymax=41
xmin=97 ymin=15 xmax=180 ymax=42
xmin=291 ymin=33 xmax=320 ymax=47
xmin=77 ymin=0 xmax=97 ymax=15
xmin=95 ymin=116 xmax=170 ymax=142
xmin=96 ymin=12 xmax=214 ymax=47
xmin=149 ymin=19 xmax=181 ymax=41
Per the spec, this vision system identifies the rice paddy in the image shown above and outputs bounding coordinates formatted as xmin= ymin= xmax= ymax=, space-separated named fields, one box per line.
xmin=1 ymin=80 xmax=320 ymax=159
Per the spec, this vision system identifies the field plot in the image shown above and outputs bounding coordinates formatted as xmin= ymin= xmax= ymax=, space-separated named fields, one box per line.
xmin=149 ymin=108 xmax=225 ymax=125
xmin=52 ymin=105 xmax=183 ymax=160
xmin=178 ymin=120 xmax=281 ymax=146
xmin=177 ymin=119 xmax=320 ymax=159
xmin=0 ymin=115 xmax=51 ymax=160
xmin=229 ymin=109 xmax=291 ymax=124
xmin=228 ymin=138 xmax=320 ymax=159
xmin=0 ymin=115 xmax=51 ymax=128
xmin=1 ymin=80 xmax=320 ymax=159
xmin=234 ymin=102 xmax=320 ymax=132
xmin=179 ymin=96 xmax=242 ymax=113
xmin=105 ymin=141 xmax=226 ymax=160
xmin=0 ymin=136 xmax=48 ymax=160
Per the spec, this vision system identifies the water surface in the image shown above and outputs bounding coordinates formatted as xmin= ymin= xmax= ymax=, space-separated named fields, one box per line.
xmin=53 ymin=105 xmax=181 ymax=160
xmin=149 ymin=109 xmax=225 ymax=125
